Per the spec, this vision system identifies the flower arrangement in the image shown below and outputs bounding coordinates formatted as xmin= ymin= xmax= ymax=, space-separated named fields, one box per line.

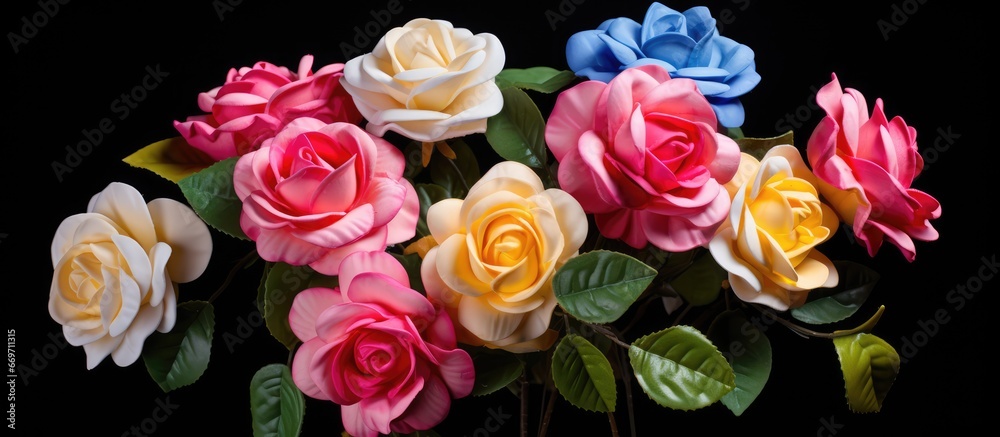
xmin=42 ymin=2 xmax=946 ymax=436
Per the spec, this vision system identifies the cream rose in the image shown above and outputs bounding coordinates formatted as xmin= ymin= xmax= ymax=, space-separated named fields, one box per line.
xmin=49 ymin=182 xmax=212 ymax=369
xmin=341 ymin=18 xmax=505 ymax=142
xmin=709 ymin=145 xmax=840 ymax=311
xmin=420 ymin=162 xmax=587 ymax=353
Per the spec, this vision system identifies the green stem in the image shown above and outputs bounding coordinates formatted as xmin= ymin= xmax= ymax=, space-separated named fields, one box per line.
xmin=589 ymin=324 xmax=630 ymax=350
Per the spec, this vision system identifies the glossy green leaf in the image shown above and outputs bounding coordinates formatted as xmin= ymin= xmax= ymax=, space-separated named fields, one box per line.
xmin=495 ymin=67 xmax=578 ymax=93
xmin=142 ymin=301 xmax=215 ymax=392
xmin=250 ymin=363 xmax=305 ymax=437
xmin=402 ymin=140 xmax=426 ymax=181
xmin=264 ymin=263 xmax=338 ymax=349
xmin=391 ymin=252 xmax=425 ymax=295
xmin=177 ymin=157 xmax=248 ymax=240
xmin=256 ymin=262 xmax=275 ymax=315
xmin=668 ymin=250 xmax=726 ymax=306
xmin=707 ymin=310 xmax=772 ymax=416
xmin=833 ymin=333 xmax=900 ymax=413
xmin=721 ymin=126 xmax=745 ymax=140
xmin=629 ymin=325 xmax=735 ymax=411
xmin=551 ymin=334 xmax=617 ymax=412
xmin=414 ymin=183 xmax=451 ymax=238
xmin=735 ymin=130 xmax=794 ymax=160
xmin=468 ymin=347 xmax=524 ymax=397
xmin=553 ymin=250 xmax=657 ymax=324
xmin=122 ymin=136 xmax=215 ymax=183
xmin=429 ymin=138 xmax=480 ymax=199
xmin=792 ymin=261 xmax=880 ymax=325
xmin=485 ymin=87 xmax=548 ymax=169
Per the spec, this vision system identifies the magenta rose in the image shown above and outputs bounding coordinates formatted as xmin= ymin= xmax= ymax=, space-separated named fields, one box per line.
xmin=807 ymin=73 xmax=941 ymax=261
xmin=545 ymin=64 xmax=740 ymax=252
xmin=289 ymin=251 xmax=474 ymax=437
xmin=233 ymin=117 xmax=419 ymax=275
xmin=174 ymin=54 xmax=362 ymax=161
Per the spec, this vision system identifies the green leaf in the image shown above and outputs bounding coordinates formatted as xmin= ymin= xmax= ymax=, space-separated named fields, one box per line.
xmin=668 ymin=250 xmax=726 ymax=306
xmin=250 ymin=363 xmax=305 ymax=437
xmin=707 ymin=310 xmax=772 ymax=416
xmin=721 ymin=126 xmax=745 ymax=140
xmin=495 ymin=67 xmax=578 ymax=93
xmin=122 ymin=136 xmax=215 ymax=183
xmin=485 ymin=87 xmax=548 ymax=169
xmin=402 ymin=140 xmax=426 ymax=181
xmin=141 ymin=301 xmax=215 ymax=392
xmin=264 ymin=263 xmax=338 ymax=349
xmin=429 ymin=138 xmax=480 ymax=199
xmin=553 ymin=250 xmax=657 ymax=324
xmin=177 ymin=157 xmax=248 ymax=240
xmin=791 ymin=261 xmax=880 ymax=325
xmin=414 ymin=183 xmax=451 ymax=238
xmin=391 ymin=252 xmax=425 ymax=295
xmin=468 ymin=347 xmax=524 ymax=397
xmin=257 ymin=262 xmax=275 ymax=315
xmin=628 ymin=325 xmax=735 ymax=411
xmin=833 ymin=333 xmax=900 ymax=413
xmin=735 ymin=130 xmax=794 ymax=160
xmin=551 ymin=334 xmax=617 ymax=412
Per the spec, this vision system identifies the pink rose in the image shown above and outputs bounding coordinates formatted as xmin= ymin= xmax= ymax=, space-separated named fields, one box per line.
xmin=545 ymin=64 xmax=741 ymax=252
xmin=174 ymin=54 xmax=362 ymax=161
xmin=233 ymin=117 xmax=419 ymax=275
xmin=807 ymin=73 xmax=941 ymax=261
xmin=289 ymin=251 xmax=474 ymax=437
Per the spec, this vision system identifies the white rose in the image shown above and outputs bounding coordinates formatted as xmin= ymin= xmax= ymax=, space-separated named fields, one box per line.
xmin=341 ymin=18 xmax=505 ymax=142
xmin=49 ymin=182 xmax=212 ymax=369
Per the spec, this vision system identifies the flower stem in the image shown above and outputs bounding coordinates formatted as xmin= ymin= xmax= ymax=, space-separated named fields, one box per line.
xmin=443 ymin=151 xmax=471 ymax=193
xmin=538 ymin=385 xmax=558 ymax=437
xmin=589 ymin=324 xmax=631 ymax=350
xmin=208 ymin=250 xmax=259 ymax=304
xmin=608 ymin=411 xmax=620 ymax=437
xmin=520 ymin=373 xmax=529 ymax=437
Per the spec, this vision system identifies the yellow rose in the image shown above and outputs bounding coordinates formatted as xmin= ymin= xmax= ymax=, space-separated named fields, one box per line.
xmin=420 ymin=162 xmax=587 ymax=352
xmin=49 ymin=182 xmax=212 ymax=369
xmin=341 ymin=18 xmax=505 ymax=142
xmin=709 ymin=145 xmax=839 ymax=311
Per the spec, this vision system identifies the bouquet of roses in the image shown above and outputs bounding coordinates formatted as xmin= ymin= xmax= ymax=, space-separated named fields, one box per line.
xmin=47 ymin=3 xmax=941 ymax=436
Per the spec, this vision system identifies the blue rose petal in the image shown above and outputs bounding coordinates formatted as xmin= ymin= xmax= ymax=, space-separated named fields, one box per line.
xmin=567 ymin=31 xmax=623 ymax=79
xmin=626 ymin=57 xmax=678 ymax=74
xmin=674 ymin=67 xmax=729 ymax=81
xmin=682 ymin=6 xmax=718 ymax=42
xmin=642 ymin=33 xmax=696 ymax=69
xmin=564 ymin=1 xmax=760 ymax=127
xmin=707 ymin=97 xmax=745 ymax=128
xmin=604 ymin=18 xmax=643 ymax=54
xmin=641 ymin=3 xmax=686 ymax=42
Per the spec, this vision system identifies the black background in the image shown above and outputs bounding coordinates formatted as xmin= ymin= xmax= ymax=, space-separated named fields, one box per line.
xmin=4 ymin=0 xmax=995 ymax=436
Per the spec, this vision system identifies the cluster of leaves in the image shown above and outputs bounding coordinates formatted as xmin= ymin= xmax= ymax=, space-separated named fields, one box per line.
xmin=123 ymin=66 xmax=901 ymax=436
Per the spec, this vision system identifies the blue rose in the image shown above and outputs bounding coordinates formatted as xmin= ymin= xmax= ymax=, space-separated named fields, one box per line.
xmin=565 ymin=3 xmax=760 ymax=128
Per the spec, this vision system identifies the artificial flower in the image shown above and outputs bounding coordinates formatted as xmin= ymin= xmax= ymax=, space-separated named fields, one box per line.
xmin=173 ymin=54 xmax=362 ymax=161
xmin=565 ymin=2 xmax=760 ymax=127
xmin=233 ymin=117 xmax=419 ymax=275
xmin=545 ymin=64 xmax=740 ymax=252
xmin=807 ymin=73 xmax=941 ymax=262
xmin=288 ymin=251 xmax=474 ymax=437
xmin=709 ymin=145 xmax=839 ymax=311
xmin=49 ymin=182 xmax=212 ymax=369
xmin=420 ymin=161 xmax=587 ymax=352
xmin=341 ymin=18 xmax=505 ymax=143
